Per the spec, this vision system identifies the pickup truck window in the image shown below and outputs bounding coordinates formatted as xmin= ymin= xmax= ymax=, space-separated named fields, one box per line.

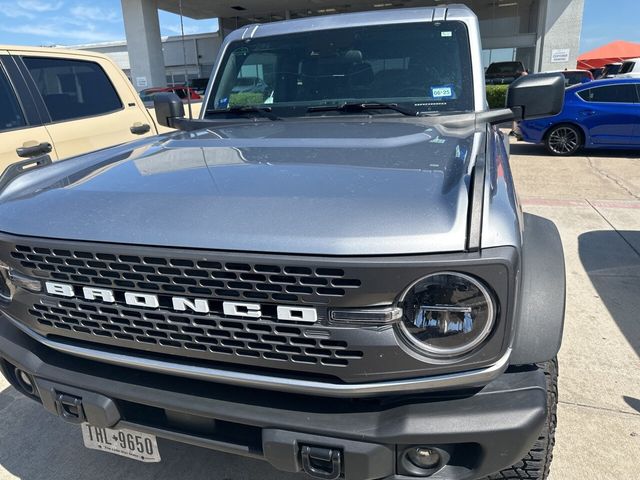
xmin=23 ymin=57 xmax=123 ymax=122
xmin=485 ymin=62 xmax=524 ymax=75
xmin=209 ymin=21 xmax=473 ymax=116
xmin=0 ymin=68 xmax=26 ymax=132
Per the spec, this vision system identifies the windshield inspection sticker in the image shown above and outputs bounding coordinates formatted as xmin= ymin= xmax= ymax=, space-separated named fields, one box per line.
xmin=441 ymin=31 xmax=453 ymax=37
xmin=431 ymin=86 xmax=454 ymax=99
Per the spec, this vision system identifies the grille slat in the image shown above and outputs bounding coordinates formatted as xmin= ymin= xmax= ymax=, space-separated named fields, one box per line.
xmin=13 ymin=244 xmax=375 ymax=373
xmin=30 ymin=300 xmax=363 ymax=367
xmin=14 ymin=245 xmax=361 ymax=303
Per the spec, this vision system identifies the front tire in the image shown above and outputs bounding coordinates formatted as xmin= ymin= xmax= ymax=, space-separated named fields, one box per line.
xmin=484 ymin=358 xmax=558 ymax=480
xmin=545 ymin=125 xmax=582 ymax=156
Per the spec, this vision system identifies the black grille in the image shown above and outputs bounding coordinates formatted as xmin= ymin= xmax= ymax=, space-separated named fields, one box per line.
xmin=29 ymin=300 xmax=363 ymax=368
xmin=0 ymin=234 xmax=515 ymax=384
xmin=11 ymin=245 xmax=362 ymax=304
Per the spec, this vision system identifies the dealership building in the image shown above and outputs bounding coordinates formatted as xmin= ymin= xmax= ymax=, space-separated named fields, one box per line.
xmin=78 ymin=0 xmax=585 ymax=90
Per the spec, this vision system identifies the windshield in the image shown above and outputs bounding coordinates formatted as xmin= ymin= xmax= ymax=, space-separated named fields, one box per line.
xmin=139 ymin=90 xmax=158 ymax=102
xmin=208 ymin=21 xmax=474 ymax=117
xmin=602 ymin=64 xmax=622 ymax=76
xmin=619 ymin=61 xmax=636 ymax=74
xmin=563 ymin=71 xmax=589 ymax=86
xmin=486 ymin=62 xmax=523 ymax=75
xmin=236 ymin=77 xmax=258 ymax=87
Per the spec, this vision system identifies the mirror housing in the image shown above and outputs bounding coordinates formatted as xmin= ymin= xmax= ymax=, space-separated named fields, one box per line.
xmin=507 ymin=73 xmax=565 ymax=120
xmin=153 ymin=93 xmax=185 ymax=128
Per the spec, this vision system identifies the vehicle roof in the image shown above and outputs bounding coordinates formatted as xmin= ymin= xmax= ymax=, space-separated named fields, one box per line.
xmin=226 ymin=4 xmax=474 ymax=42
xmin=546 ymin=69 xmax=590 ymax=73
xmin=0 ymin=44 xmax=112 ymax=61
xmin=567 ymin=77 xmax=640 ymax=90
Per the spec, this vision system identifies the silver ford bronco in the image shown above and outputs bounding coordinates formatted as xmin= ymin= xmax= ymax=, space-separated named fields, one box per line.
xmin=0 ymin=5 xmax=566 ymax=480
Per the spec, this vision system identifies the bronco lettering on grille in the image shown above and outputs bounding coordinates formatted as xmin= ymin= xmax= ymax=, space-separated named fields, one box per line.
xmin=44 ymin=281 xmax=318 ymax=323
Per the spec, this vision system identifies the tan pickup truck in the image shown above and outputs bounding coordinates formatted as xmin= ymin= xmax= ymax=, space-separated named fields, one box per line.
xmin=0 ymin=45 xmax=170 ymax=170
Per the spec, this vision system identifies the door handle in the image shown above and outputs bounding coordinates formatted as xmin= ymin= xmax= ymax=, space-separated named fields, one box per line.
xmin=580 ymin=110 xmax=596 ymax=116
xmin=16 ymin=141 xmax=52 ymax=158
xmin=130 ymin=123 xmax=151 ymax=135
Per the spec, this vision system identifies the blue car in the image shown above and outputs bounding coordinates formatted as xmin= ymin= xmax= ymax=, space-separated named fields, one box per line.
xmin=516 ymin=78 xmax=640 ymax=155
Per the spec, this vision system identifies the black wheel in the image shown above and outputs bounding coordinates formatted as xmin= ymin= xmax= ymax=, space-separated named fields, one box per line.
xmin=484 ymin=358 xmax=558 ymax=480
xmin=545 ymin=125 xmax=582 ymax=156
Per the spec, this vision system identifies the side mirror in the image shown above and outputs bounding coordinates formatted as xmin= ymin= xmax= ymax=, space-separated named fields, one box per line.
xmin=507 ymin=73 xmax=565 ymax=120
xmin=153 ymin=93 xmax=185 ymax=128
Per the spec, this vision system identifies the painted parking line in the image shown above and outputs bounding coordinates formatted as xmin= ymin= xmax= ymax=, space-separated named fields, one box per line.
xmin=521 ymin=198 xmax=590 ymax=208
xmin=589 ymin=200 xmax=640 ymax=210
xmin=521 ymin=197 xmax=640 ymax=209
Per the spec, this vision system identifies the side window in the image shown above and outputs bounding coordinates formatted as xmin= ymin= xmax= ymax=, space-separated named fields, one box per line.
xmin=0 ymin=67 xmax=26 ymax=132
xmin=577 ymin=84 xmax=639 ymax=103
xmin=173 ymin=88 xmax=188 ymax=99
xmin=22 ymin=57 xmax=123 ymax=122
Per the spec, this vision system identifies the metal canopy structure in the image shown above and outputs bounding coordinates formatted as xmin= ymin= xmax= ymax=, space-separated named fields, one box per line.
xmin=119 ymin=0 xmax=584 ymax=90
xmin=156 ymin=1 xmax=445 ymax=21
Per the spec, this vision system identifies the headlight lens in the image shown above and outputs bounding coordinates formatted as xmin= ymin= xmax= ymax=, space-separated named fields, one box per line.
xmin=399 ymin=272 xmax=496 ymax=358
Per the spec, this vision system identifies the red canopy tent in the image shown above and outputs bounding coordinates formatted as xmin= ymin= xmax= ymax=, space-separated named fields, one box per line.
xmin=577 ymin=40 xmax=640 ymax=69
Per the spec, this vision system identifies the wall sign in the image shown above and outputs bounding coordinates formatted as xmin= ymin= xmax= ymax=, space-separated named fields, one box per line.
xmin=551 ymin=49 xmax=571 ymax=63
xmin=136 ymin=76 xmax=148 ymax=88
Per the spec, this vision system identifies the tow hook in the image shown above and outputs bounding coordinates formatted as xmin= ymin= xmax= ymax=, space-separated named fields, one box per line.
xmin=54 ymin=393 xmax=86 ymax=424
xmin=301 ymin=445 xmax=342 ymax=479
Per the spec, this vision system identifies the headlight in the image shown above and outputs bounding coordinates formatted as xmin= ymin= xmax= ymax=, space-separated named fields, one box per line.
xmin=398 ymin=272 xmax=496 ymax=358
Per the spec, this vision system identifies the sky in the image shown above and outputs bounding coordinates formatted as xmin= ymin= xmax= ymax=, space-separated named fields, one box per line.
xmin=0 ymin=0 xmax=218 ymax=46
xmin=580 ymin=0 xmax=640 ymax=52
xmin=0 ymin=0 xmax=638 ymax=51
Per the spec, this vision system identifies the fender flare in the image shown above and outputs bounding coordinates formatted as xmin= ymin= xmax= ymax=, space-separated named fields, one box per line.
xmin=510 ymin=213 xmax=566 ymax=365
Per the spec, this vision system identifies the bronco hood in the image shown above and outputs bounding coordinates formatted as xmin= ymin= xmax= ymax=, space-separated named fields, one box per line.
xmin=0 ymin=119 xmax=478 ymax=255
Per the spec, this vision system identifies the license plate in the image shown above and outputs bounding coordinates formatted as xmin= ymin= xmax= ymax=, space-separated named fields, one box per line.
xmin=81 ymin=424 xmax=161 ymax=463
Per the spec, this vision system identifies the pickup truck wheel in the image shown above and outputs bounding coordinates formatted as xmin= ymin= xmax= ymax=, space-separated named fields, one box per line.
xmin=483 ymin=358 xmax=558 ymax=480
xmin=545 ymin=125 xmax=582 ymax=156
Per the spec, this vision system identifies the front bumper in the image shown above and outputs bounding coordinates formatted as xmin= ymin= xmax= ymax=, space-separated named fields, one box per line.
xmin=514 ymin=120 xmax=548 ymax=144
xmin=0 ymin=319 xmax=546 ymax=480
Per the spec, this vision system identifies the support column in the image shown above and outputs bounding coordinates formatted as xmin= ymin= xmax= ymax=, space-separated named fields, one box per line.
xmin=121 ymin=0 xmax=166 ymax=90
xmin=535 ymin=0 xmax=585 ymax=72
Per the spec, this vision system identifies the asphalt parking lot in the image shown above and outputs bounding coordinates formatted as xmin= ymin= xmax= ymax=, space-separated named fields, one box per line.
xmin=1 ymin=140 xmax=639 ymax=480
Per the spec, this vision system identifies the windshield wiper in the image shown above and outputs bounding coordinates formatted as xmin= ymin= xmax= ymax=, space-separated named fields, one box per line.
xmin=307 ymin=102 xmax=418 ymax=116
xmin=205 ymin=106 xmax=280 ymax=120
